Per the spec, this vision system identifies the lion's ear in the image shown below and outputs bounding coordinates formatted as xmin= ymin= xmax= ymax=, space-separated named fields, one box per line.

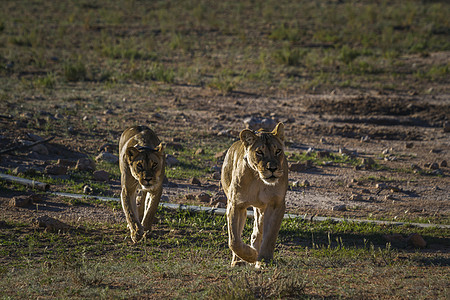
xmin=240 ymin=129 xmax=257 ymax=147
xmin=126 ymin=147 xmax=140 ymax=162
xmin=154 ymin=142 xmax=165 ymax=155
xmin=272 ymin=122 xmax=285 ymax=142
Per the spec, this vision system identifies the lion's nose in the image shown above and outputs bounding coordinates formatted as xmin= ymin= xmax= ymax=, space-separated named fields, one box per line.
xmin=267 ymin=162 xmax=277 ymax=172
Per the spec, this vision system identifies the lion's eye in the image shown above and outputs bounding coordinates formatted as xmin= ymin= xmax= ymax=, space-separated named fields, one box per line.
xmin=152 ymin=162 xmax=158 ymax=169
xmin=136 ymin=163 xmax=143 ymax=171
xmin=256 ymin=150 xmax=264 ymax=157
xmin=275 ymin=149 xmax=282 ymax=156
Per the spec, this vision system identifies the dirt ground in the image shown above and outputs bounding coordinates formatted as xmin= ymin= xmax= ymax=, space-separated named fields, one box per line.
xmin=0 ymin=84 xmax=449 ymax=226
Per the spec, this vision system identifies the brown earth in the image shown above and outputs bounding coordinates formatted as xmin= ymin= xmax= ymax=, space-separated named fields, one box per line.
xmin=0 ymin=86 xmax=449 ymax=225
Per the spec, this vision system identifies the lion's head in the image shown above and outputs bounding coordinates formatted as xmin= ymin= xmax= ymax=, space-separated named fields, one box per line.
xmin=240 ymin=122 xmax=286 ymax=185
xmin=125 ymin=143 xmax=165 ymax=190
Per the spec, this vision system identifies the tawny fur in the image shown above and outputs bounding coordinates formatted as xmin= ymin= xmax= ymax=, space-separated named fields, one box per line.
xmin=221 ymin=123 xmax=288 ymax=267
xmin=119 ymin=125 xmax=165 ymax=243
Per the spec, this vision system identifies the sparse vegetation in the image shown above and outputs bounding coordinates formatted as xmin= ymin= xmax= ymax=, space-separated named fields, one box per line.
xmin=0 ymin=0 xmax=449 ymax=298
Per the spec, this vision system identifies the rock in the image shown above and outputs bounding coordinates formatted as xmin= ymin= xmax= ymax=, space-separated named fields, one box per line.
xmin=31 ymin=144 xmax=49 ymax=155
xmin=405 ymin=142 xmax=413 ymax=149
xmin=160 ymin=195 xmax=169 ymax=202
xmin=95 ymin=152 xmax=119 ymax=164
xmin=93 ymin=170 xmax=109 ymax=182
xmin=407 ymin=233 xmax=426 ymax=248
xmin=45 ymin=164 xmax=68 ymax=175
xmin=441 ymin=160 xmax=448 ymax=168
xmin=429 ymin=163 xmax=439 ymax=170
xmin=36 ymin=215 xmax=70 ymax=232
xmin=210 ymin=192 xmax=227 ymax=207
xmin=10 ymin=196 xmax=31 ymax=207
xmin=383 ymin=234 xmax=407 ymax=248
xmin=197 ymin=192 xmax=211 ymax=203
xmin=165 ymin=155 xmax=180 ymax=167
xmin=244 ymin=116 xmax=276 ymax=131
xmin=76 ymin=158 xmax=96 ymax=172
xmin=191 ymin=177 xmax=201 ymax=185
xmin=332 ymin=205 xmax=347 ymax=211
xmin=289 ymin=162 xmax=310 ymax=172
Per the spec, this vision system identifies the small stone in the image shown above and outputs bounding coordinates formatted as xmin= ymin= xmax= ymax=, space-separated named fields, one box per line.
xmin=302 ymin=180 xmax=310 ymax=187
xmin=95 ymin=152 xmax=119 ymax=164
xmin=10 ymin=196 xmax=31 ymax=207
xmin=440 ymin=160 xmax=447 ymax=168
xmin=191 ymin=177 xmax=201 ymax=185
xmin=36 ymin=215 xmax=70 ymax=232
xmin=31 ymin=144 xmax=49 ymax=155
xmin=405 ymin=142 xmax=413 ymax=149
xmin=76 ymin=158 xmax=96 ymax=172
xmin=319 ymin=137 xmax=327 ymax=144
xmin=332 ymin=205 xmax=347 ymax=212
xmin=212 ymin=172 xmax=221 ymax=180
xmin=197 ymin=192 xmax=211 ymax=203
xmin=45 ymin=164 xmax=68 ymax=175
xmin=93 ymin=170 xmax=109 ymax=182
xmin=407 ymin=233 xmax=426 ymax=248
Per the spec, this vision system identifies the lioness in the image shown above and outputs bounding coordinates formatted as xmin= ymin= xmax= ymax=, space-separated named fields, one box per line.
xmin=221 ymin=122 xmax=288 ymax=267
xmin=119 ymin=125 xmax=165 ymax=243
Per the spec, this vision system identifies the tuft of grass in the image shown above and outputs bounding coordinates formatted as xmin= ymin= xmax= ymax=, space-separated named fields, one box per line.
xmin=64 ymin=61 xmax=87 ymax=82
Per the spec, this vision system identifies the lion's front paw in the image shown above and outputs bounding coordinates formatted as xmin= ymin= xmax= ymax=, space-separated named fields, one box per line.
xmin=130 ymin=229 xmax=144 ymax=243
